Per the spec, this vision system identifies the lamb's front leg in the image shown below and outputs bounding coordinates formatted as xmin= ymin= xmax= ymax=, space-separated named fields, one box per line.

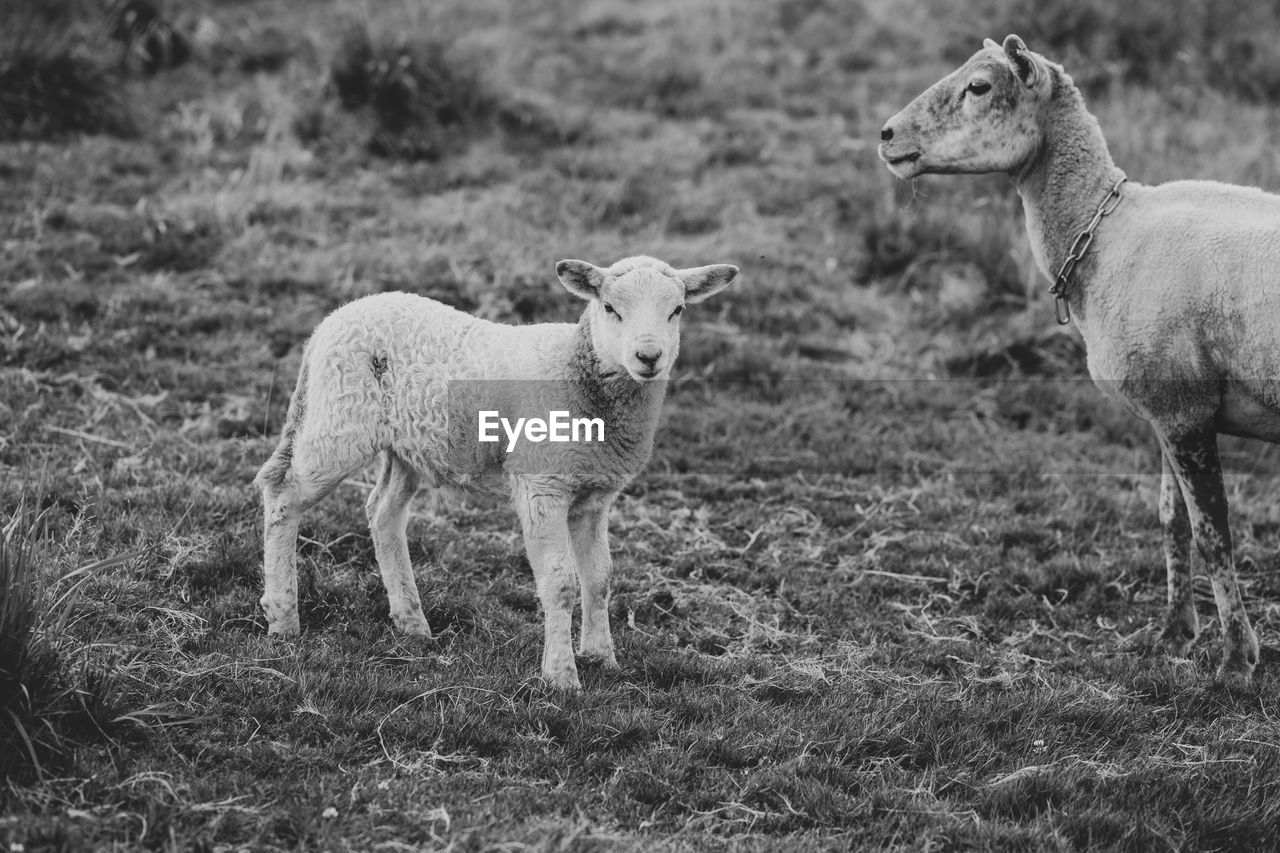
xmin=513 ymin=480 xmax=580 ymax=690
xmin=1159 ymin=428 xmax=1259 ymax=687
xmin=1158 ymin=450 xmax=1198 ymax=656
xmin=570 ymin=496 xmax=619 ymax=669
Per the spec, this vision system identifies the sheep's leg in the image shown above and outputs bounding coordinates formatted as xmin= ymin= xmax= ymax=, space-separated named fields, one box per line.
xmin=261 ymin=477 xmax=305 ymax=635
xmin=1157 ymin=449 xmax=1199 ymax=656
xmin=513 ymin=480 xmax=580 ymax=690
xmin=258 ymin=436 xmax=373 ymax=636
xmin=1159 ymin=429 xmax=1259 ymax=687
xmin=570 ymin=497 xmax=618 ymax=668
xmin=366 ymin=453 xmax=431 ymax=636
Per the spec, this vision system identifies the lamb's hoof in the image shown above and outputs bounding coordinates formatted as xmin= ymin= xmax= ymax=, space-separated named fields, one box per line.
xmin=262 ymin=601 xmax=300 ymax=636
xmin=579 ymin=649 xmax=620 ymax=670
xmin=392 ymin=609 xmax=432 ymax=637
xmin=542 ymin=665 xmax=583 ymax=692
xmin=1158 ymin=621 xmax=1197 ymax=658
xmin=265 ymin=619 xmax=300 ymax=637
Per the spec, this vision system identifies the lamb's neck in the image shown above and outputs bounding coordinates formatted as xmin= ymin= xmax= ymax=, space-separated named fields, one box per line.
xmin=1013 ymin=75 xmax=1126 ymax=290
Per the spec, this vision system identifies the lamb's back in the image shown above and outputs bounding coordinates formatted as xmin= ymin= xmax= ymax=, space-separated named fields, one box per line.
xmin=299 ymin=292 xmax=579 ymax=487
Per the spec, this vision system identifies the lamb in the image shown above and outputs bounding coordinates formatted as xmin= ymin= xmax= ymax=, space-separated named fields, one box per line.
xmin=254 ymin=255 xmax=738 ymax=690
xmin=878 ymin=35 xmax=1280 ymax=687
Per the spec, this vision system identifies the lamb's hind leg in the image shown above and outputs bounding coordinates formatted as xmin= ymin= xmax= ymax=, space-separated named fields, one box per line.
xmin=366 ymin=453 xmax=431 ymax=636
xmin=257 ymin=442 xmax=369 ymax=635
xmin=259 ymin=473 xmax=305 ymax=635
xmin=1158 ymin=450 xmax=1199 ymax=656
xmin=570 ymin=496 xmax=619 ymax=668
xmin=1159 ymin=426 xmax=1259 ymax=687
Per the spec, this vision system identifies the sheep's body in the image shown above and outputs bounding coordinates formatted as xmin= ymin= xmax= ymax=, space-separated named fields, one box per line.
xmin=256 ymin=255 xmax=737 ymax=690
xmin=1076 ymin=182 xmax=1280 ymax=443
xmin=879 ymin=35 xmax=1280 ymax=685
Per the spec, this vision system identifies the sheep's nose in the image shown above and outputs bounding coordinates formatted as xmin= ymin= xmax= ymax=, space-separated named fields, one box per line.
xmin=880 ymin=125 xmax=894 ymax=142
xmin=636 ymin=348 xmax=662 ymax=368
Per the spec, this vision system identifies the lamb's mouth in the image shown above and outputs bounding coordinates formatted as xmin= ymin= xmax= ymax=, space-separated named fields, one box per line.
xmin=885 ymin=152 xmax=921 ymax=167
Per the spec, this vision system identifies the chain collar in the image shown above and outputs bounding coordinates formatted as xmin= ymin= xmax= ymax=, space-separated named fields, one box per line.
xmin=1048 ymin=176 xmax=1127 ymax=325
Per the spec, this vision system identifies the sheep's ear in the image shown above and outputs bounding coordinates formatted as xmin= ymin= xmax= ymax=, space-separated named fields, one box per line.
xmin=983 ymin=37 xmax=1000 ymax=51
xmin=556 ymin=259 xmax=607 ymax=301
xmin=1003 ymin=34 xmax=1040 ymax=87
xmin=677 ymin=264 xmax=738 ymax=304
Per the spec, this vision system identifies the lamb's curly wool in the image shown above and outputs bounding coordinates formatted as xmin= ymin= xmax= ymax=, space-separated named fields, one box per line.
xmin=879 ymin=35 xmax=1280 ymax=687
xmin=255 ymin=255 xmax=737 ymax=690
xmin=257 ymin=295 xmax=658 ymax=496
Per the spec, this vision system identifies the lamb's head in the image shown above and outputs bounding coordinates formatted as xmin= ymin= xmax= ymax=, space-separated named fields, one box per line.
xmin=878 ymin=35 xmax=1055 ymax=179
xmin=556 ymin=255 xmax=738 ymax=383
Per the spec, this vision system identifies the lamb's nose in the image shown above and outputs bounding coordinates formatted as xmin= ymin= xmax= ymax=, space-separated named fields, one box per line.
xmin=636 ymin=348 xmax=661 ymax=368
xmin=880 ymin=125 xmax=894 ymax=142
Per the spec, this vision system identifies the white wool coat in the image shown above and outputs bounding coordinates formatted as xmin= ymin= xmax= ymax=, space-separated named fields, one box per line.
xmin=259 ymin=293 xmax=665 ymax=500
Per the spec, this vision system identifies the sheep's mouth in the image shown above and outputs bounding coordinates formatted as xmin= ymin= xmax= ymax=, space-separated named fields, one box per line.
xmin=878 ymin=147 xmax=924 ymax=178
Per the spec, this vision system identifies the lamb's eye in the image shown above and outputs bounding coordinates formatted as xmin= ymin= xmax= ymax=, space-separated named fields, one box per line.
xmin=669 ymin=305 xmax=684 ymax=321
xmin=967 ymin=81 xmax=992 ymax=96
xmin=603 ymin=303 xmax=620 ymax=319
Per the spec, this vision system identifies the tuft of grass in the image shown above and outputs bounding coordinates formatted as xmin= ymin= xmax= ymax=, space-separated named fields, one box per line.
xmin=331 ymin=27 xmax=502 ymax=161
xmin=0 ymin=0 xmax=135 ymax=139
xmin=0 ymin=504 xmax=60 ymax=782
xmin=0 ymin=501 xmax=141 ymax=785
xmin=328 ymin=23 xmax=575 ymax=161
xmin=106 ymin=0 xmax=192 ymax=77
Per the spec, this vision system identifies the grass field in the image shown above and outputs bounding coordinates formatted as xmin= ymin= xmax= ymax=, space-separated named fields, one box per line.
xmin=5 ymin=0 xmax=1280 ymax=849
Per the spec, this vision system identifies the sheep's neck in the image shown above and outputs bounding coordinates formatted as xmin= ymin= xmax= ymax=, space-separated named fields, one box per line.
xmin=1013 ymin=73 xmax=1126 ymax=297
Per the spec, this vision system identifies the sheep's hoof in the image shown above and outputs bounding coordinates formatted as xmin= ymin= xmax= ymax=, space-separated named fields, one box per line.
xmin=392 ymin=610 xmax=432 ymax=637
xmin=1215 ymin=634 xmax=1259 ymax=690
xmin=1215 ymin=662 xmax=1254 ymax=691
xmin=1157 ymin=621 xmax=1197 ymax=658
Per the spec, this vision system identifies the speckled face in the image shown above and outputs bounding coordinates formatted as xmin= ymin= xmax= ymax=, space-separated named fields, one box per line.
xmin=877 ymin=38 xmax=1049 ymax=178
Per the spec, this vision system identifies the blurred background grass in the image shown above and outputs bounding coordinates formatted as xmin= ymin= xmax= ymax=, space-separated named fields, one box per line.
xmin=5 ymin=0 xmax=1280 ymax=848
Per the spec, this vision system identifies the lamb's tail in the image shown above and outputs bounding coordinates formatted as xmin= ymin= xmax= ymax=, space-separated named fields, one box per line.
xmin=255 ymin=355 xmax=310 ymax=492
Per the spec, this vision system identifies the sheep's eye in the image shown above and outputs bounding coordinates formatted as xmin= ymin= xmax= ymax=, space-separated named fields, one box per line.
xmin=669 ymin=305 xmax=684 ymax=321
xmin=967 ymin=81 xmax=992 ymax=96
xmin=603 ymin=303 xmax=620 ymax=319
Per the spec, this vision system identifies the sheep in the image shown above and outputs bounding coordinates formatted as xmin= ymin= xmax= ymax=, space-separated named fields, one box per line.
xmin=877 ymin=34 xmax=1280 ymax=687
xmin=254 ymin=255 xmax=738 ymax=690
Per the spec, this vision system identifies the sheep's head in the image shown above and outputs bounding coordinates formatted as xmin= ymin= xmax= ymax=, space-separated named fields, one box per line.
xmin=878 ymin=35 xmax=1053 ymax=179
xmin=556 ymin=255 xmax=738 ymax=383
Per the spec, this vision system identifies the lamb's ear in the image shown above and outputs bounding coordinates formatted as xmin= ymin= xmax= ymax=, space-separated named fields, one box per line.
xmin=556 ymin=259 xmax=607 ymax=301
xmin=983 ymin=37 xmax=1000 ymax=50
xmin=1003 ymin=34 xmax=1040 ymax=87
xmin=677 ymin=264 xmax=738 ymax=304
